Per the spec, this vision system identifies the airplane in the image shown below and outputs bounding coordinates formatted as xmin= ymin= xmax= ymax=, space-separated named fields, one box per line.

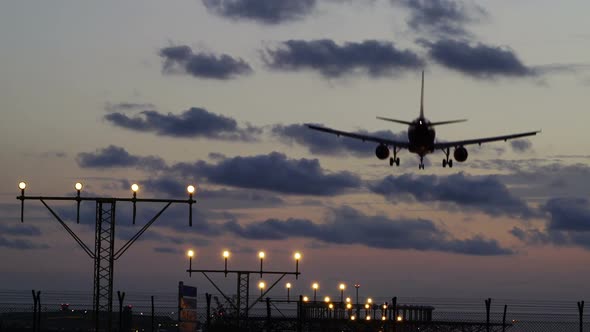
xmin=307 ymin=71 xmax=540 ymax=169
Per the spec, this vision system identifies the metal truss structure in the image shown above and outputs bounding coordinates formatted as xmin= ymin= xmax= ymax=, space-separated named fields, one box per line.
xmin=17 ymin=184 xmax=195 ymax=331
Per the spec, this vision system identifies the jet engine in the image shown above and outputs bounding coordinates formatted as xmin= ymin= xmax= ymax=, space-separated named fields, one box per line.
xmin=453 ymin=146 xmax=468 ymax=162
xmin=375 ymin=144 xmax=390 ymax=160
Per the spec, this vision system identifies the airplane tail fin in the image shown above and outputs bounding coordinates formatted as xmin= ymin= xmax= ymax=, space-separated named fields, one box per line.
xmin=420 ymin=70 xmax=424 ymax=119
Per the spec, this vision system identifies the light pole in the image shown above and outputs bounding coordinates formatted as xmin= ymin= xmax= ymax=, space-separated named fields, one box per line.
xmin=187 ymin=250 xmax=195 ymax=277
xmin=75 ymin=182 xmax=82 ymax=224
xmin=339 ymin=283 xmax=346 ymax=303
xmin=187 ymin=185 xmax=196 ymax=226
xmin=286 ymin=283 xmax=291 ymax=303
xmin=294 ymin=252 xmax=301 ymax=279
xmin=312 ymin=283 xmax=319 ymax=302
xmin=259 ymin=251 xmax=265 ymax=277
xmin=223 ymin=250 xmax=230 ymax=277
xmin=354 ymin=283 xmax=360 ymax=318
xmin=259 ymin=281 xmax=266 ymax=296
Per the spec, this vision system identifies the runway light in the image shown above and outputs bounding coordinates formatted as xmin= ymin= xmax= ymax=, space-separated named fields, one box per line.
xmin=187 ymin=185 xmax=195 ymax=194
xmin=19 ymin=182 xmax=26 ymax=190
xmin=131 ymin=184 xmax=139 ymax=192
xmin=75 ymin=182 xmax=82 ymax=191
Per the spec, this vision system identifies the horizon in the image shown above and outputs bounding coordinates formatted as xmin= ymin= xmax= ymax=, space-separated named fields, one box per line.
xmin=2 ymin=0 xmax=590 ymax=303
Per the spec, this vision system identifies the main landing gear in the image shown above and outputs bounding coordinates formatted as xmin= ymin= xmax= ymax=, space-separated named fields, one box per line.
xmin=389 ymin=147 xmax=400 ymax=167
xmin=389 ymin=157 xmax=400 ymax=166
xmin=442 ymin=147 xmax=453 ymax=168
xmin=418 ymin=156 xmax=425 ymax=170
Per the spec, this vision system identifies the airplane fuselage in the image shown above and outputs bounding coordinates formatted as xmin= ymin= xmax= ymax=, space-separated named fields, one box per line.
xmin=407 ymin=118 xmax=435 ymax=156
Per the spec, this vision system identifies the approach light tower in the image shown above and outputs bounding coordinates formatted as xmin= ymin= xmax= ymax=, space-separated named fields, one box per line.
xmin=17 ymin=181 xmax=196 ymax=332
xmin=185 ymin=250 xmax=302 ymax=326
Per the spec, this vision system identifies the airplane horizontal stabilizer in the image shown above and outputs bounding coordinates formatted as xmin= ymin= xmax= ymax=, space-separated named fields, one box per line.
xmin=429 ymin=119 xmax=468 ymax=126
xmin=376 ymin=116 xmax=413 ymax=125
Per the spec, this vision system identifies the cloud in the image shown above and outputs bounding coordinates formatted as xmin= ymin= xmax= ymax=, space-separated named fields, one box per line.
xmin=104 ymin=102 xmax=156 ymax=112
xmin=105 ymin=107 xmax=261 ymax=140
xmin=0 ymin=237 xmax=49 ymax=250
xmin=394 ymin=0 xmax=487 ymax=37
xmin=510 ymin=139 xmax=533 ymax=153
xmin=499 ymin=163 xmax=590 ymax=200
xmin=159 ymin=45 xmax=252 ymax=79
xmin=272 ymin=123 xmax=406 ymax=157
xmin=153 ymin=247 xmax=183 ymax=254
xmin=370 ymin=173 xmax=535 ymax=218
xmin=172 ymin=152 xmax=361 ymax=195
xmin=223 ymin=206 xmax=513 ymax=255
xmin=121 ymin=177 xmax=285 ymax=209
xmin=77 ymin=145 xmax=167 ymax=171
xmin=262 ymin=39 xmax=424 ymax=78
xmin=511 ymin=198 xmax=590 ymax=250
xmin=543 ymin=198 xmax=590 ymax=232
xmin=420 ymin=39 xmax=534 ymax=78
xmin=202 ymin=0 xmax=316 ymax=24
xmin=0 ymin=224 xmax=42 ymax=236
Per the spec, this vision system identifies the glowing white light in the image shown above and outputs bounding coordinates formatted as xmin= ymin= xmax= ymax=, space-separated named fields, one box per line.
xmin=131 ymin=184 xmax=139 ymax=192
xmin=18 ymin=182 xmax=26 ymax=190
xmin=187 ymin=185 xmax=195 ymax=194
xmin=75 ymin=182 xmax=83 ymax=191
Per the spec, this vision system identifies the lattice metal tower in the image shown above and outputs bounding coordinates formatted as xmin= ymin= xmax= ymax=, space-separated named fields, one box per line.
xmin=17 ymin=181 xmax=195 ymax=332
xmin=93 ymin=200 xmax=116 ymax=328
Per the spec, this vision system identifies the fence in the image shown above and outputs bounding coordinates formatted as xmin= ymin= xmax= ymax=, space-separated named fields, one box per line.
xmin=0 ymin=290 xmax=587 ymax=331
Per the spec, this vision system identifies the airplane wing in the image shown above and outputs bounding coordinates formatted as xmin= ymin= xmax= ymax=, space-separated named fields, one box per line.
xmin=306 ymin=124 xmax=411 ymax=149
xmin=433 ymin=130 xmax=541 ymax=149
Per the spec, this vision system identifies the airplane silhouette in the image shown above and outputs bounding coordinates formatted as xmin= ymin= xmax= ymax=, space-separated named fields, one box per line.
xmin=307 ymin=71 xmax=540 ymax=169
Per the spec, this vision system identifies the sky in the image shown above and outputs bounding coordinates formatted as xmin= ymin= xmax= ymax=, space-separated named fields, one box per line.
xmin=2 ymin=0 xmax=590 ymax=303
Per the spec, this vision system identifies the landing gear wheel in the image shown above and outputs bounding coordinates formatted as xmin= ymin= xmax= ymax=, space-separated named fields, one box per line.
xmin=442 ymin=159 xmax=447 ymax=168
xmin=389 ymin=157 xmax=394 ymax=166
xmin=395 ymin=157 xmax=400 ymax=166
xmin=449 ymin=159 xmax=453 ymax=168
